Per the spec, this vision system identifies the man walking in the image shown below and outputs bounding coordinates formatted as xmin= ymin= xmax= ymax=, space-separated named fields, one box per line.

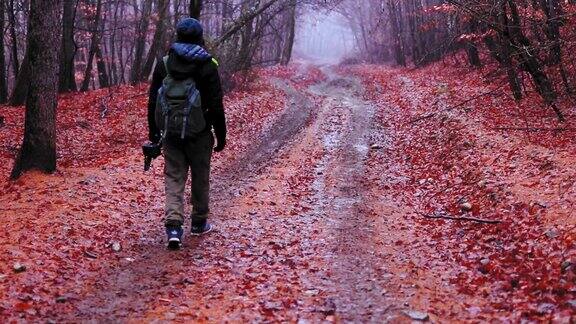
xmin=147 ymin=18 xmax=226 ymax=250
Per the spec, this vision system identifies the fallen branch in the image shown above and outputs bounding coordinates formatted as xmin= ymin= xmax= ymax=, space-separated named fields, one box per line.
xmin=408 ymin=111 xmax=437 ymax=124
xmin=213 ymin=0 xmax=281 ymax=48
xmin=493 ymin=127 xmax=576 ymax=132
xmin=407 ymin=87 xmax=504 ymax=125
xmin=423 ymin=213 xmax=501 ymax=224
xmin=99 ymin=88 xmax=115 ymax=119
xmin=100 ymin=102 xmax=109 ymax=119
xmin=127 ymin=92 xmax=147 ymax=99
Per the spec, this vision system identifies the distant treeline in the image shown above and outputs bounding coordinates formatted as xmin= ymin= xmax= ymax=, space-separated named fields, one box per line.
xmin=0 ymin=0 xmax=315 ymax=105
xmin=340 ymin=0 xmax=576 ymax=121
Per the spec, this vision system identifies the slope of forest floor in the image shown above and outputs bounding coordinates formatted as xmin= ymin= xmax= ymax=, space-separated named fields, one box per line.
xmin=345 ymin=61 xmax=575 ymax=320
xmin=0 ymin=62 xmax=574 ymax=322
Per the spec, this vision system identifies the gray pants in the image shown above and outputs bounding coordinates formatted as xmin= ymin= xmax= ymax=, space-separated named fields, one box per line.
xmin=163 ymin=132 xmax=214 ymax=227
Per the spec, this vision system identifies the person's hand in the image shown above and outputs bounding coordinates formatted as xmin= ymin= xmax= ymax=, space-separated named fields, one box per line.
xmin=149 ymin=132 xmax=161 ymax=144
xmin=214 ymin=138 xmax=226 ymax=152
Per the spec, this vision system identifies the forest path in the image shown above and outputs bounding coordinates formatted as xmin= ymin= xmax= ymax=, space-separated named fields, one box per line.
xmin=0 ymin=66 xmax=474 ymax=322
xmin=87 ymin=67 xmax=464 ymax=322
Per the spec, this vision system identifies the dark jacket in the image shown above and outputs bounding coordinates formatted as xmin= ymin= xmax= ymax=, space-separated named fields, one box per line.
xmin=147 ymin=43 xmax=226 ymax=146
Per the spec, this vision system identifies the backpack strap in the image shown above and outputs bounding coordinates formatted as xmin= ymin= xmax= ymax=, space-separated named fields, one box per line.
xmin=160 ymin=55 xmax=170 ymax=141
xmin=162 ymin=56 xmax=170 ymax=76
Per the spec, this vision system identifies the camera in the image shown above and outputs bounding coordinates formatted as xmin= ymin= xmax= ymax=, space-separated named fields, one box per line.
xmin=143 ymin=142 xmax=162 ymax=171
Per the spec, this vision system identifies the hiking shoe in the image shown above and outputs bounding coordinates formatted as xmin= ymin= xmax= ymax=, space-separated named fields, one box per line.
xmin=190 ymin=222 xmax=214 ymax=236
xmin=166 ymin=226 xmax=183 ymax=250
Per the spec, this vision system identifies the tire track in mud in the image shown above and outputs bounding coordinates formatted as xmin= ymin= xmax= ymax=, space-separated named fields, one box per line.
xmin=310 ymin=76 xmax=383 ymax=318
xmin=298 ymin=71 xmax=466 ymax=322
xmin=211 ymin=78 xmax=316 ymax=198
xmin=297 ymin=74 xmax=399 ymax=321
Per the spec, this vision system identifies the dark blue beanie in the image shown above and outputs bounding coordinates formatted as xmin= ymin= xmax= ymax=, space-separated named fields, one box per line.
xmin=176 ymin=18 xmax=204 ymax=44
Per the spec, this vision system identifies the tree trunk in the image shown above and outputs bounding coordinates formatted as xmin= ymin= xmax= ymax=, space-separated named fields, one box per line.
xmin=80 ymin=0 xmax=103 ymax=91
xmin=221 ymin=0 xmax=232 ymax=31
xmin=465 ymin=42 xmax=481 ymax=67
xmin=130 ymin=0 xmax=153 ymax=84
xmin=118 ymin=2 xmax=127 ymax=84
xmin=0 ymin=0 xmax=8 ymax=103
xmin=540 ymin=0 xmax=573 ymax=96
xmin=412 ymin=0 xmax=426 ymax=63
xmin=8 ymin=0 xmax=19 ymax=77
xmin=483 ymin=35 xmax=502 ymax=64
xmin=388 ymin=0 xmax=406 ymax=66
xmin=8 ymin=51 xmax=30 ymax=106
xmin=280 ymin=0 xmax=297 ymax=65
xmin=96 ymin=45 xmax=109 ymax=88
xmin=109 ymin=0 xmax=121 ymax=85
xmin=142 ymin=0 xmax=170 ymax=80
xmin=59 ymin=0 xmax=78 ymax=93
xmin=465 ymin=20 xmax=481 ymax=67
xmin=11 ymin=0 xmax=62 ymax=179
xmin=506 ymin=0 xmax=562 ymax=120
xmin=238 ymin=2 xmax=255 ymax=72
xmin=498 ymin=4 xmax=523 ymax=101
xmin=95 ymin=0 xmax=109 ymax=88
xmin=189 ymin=0 xmax=203 ymax=19
xmin=173 ymin=0 xmax=182 ymax=31
xmin=273 ymin=32 xmax=283 ymax=63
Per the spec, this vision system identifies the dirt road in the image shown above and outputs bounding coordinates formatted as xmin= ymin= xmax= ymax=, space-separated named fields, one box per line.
xmin=1 ymin=66 xmax=539 ymax=322
xmin=64 ymin=68 xmax=471 ymax=322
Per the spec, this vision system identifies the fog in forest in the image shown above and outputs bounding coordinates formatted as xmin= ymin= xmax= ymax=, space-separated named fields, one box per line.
xmin=294 ymin=11 xmax=356 ymax=64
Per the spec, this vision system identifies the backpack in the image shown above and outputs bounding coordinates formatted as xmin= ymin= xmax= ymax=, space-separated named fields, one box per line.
xmin=155 ymin=56 xmax=206 ymax=140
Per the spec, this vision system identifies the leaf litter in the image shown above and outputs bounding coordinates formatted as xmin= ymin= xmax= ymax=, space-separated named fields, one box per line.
xmin=0 ymin=61 xmax=573 ymax=322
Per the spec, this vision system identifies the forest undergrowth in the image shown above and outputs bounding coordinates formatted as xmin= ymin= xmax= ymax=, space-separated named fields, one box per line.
xmin=346 ymin=56 xmax=575 ymax=320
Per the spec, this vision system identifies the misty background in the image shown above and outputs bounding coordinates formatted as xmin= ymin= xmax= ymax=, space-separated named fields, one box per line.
xmin=294 ymin=11 xmax=356 ymax=63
